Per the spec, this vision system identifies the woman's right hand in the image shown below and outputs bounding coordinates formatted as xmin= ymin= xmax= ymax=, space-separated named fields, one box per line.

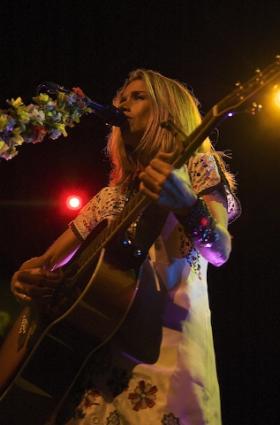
xmin=10 ymin=229 xmax=81 ymax=304
xmin=11 ymin=265 xmax=62 ymax=304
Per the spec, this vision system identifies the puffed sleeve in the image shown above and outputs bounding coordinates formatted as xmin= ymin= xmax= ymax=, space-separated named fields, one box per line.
xmin=69 ymin=188 xmax=104 ymax=240
xmin=188 ymin=152 xmax=241 ymax=223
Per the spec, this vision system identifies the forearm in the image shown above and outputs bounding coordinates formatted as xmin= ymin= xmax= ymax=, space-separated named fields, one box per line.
xmin=194 ymin=222 xmax=232 ymax=267
xmin=136 ymin=153 xmax=233 ymax=267
xmin=12 ymin=228 xmax=81 ymax=302
xmin=19 ymin=228 xmax=81 ymax=271
xmin=178 ymin=191 xmax=232 ymax=267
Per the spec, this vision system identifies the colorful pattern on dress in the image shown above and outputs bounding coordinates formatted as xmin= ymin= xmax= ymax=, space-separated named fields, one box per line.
xmin=186 ymin=247 xmax=202 ymax=279
xmin=65 ymin=152 xmax=228 ymax=425
xmin=73 ymin=389 xmax=101 ymax=419
xmin=106 ymin=410 xmax=121 ymax=425
xmin=177 ymin=224 xmax=193 ymax=257
xmin=128 ymin=379 xmax=158 ymax=411
xmin=188 ymin=153 xmax=240 ymax=222
xmin=161 ymin=412 xmax=181 ymax=425
xmin=188 ymin=154 xmax=220 ymax=195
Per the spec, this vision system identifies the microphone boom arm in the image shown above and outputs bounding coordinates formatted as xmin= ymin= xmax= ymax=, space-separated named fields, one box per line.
xmin=36 ymin=81 xmax=126 ymax=127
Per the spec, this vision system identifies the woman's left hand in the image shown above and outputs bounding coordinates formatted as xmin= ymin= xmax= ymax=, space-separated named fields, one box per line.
xmin=139 ymin=151 xmax=197 ymax=214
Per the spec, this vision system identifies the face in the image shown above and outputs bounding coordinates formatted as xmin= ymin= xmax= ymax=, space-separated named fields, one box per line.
xmin=118 ymin=79 xmax=153 ymax=147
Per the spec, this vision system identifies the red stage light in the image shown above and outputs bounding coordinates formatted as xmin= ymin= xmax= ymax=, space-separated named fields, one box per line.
xmin=66 ymin=195 xmax=82 ymax=210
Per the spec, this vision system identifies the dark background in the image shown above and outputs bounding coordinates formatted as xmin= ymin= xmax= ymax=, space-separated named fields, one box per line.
xmin=0 ymin=1 xmax=280 ymax=424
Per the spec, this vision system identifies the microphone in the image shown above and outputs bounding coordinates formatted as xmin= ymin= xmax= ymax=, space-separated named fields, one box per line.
xmin=36 ymin=82 xmax=127 ymax=127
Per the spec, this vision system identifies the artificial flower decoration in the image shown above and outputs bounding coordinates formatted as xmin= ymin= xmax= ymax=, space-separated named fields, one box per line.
xmin=0 ymin=88 xmax=92 ymax=160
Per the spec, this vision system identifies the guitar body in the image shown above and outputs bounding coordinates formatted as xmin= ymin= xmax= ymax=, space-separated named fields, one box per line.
xmin=0 ymin=245 xmax=166 ymax=424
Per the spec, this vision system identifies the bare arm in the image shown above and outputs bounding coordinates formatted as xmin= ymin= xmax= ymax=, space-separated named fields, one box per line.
xmin=11 ymin=227 xmax=81 ymax=302
xmin=195 ymin=191 xmax=231 ymax=267
xmin=139 ymin=151 xmax=232 ymax=267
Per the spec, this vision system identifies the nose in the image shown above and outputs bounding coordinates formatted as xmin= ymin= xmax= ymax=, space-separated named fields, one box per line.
xmin=119 ymin=98 xmax=130 ymax=112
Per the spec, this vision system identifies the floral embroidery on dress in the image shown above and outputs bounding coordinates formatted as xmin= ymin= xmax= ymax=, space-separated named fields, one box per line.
xmin=161 ymin=413 xmax=180 ymax=425
xmin=128 ymin=379 xmax=158 ymax=411
xmin=188 ymin=154 xmax=221 ymax=195
xmin=186 ymin=247 xmax=202 ymax=279
xmin=106 ymin=410 xmax=121 ymax=425
xmin=188 ymin=153 xmax=241 ymax=222
xmin=72 ymin=186 xmax=127 ymax=240
xmin=94 ymin=187 xmax=127 ymax=222
xmin=73 ymin=389 xmax=101 ymax=419
xmin=161 ymin=412 xmax=181 ymax=425
xmin=176 ymin=224 xmax=202 ymax=276
xmin=71 ymin=185 xmax=143 ymax=243
xmin=177 ymin=224 xmax=193 ymax=257
xmin=225 ymin=185 xmax=241 ymax=223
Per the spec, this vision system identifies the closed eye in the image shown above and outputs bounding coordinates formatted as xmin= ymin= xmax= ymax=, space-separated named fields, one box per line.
xmin=119 ymin=91 xmax=148 ymax=104
xmin=133 ymin=93 xmax=145 ymax=100
xmin=132 ymin=91 xmax=147 ymax=100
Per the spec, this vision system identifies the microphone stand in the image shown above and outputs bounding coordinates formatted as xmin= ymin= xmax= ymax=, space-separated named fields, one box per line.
xmin=36 ymin=82 xmax=126 ymax=127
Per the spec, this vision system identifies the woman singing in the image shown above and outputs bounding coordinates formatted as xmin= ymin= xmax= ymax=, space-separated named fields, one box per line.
xmin=11 ymin=69 xmax=240 ymax=425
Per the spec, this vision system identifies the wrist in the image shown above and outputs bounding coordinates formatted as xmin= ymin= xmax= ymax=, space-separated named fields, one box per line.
xmin=175 ymin=193 xmax=198 ymax=216
xmin=178 ymin=197 xmax=219 ymax=247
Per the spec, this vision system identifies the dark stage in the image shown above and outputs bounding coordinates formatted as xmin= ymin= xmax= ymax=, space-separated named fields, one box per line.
xmin=0 ymin=1 xmax=280 ymax=424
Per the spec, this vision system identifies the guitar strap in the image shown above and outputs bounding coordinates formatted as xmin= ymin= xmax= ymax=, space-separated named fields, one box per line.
xmin=124 ymin=177 xmax=170 ymax=266
xmin=148 ymin=244 xmax=161 ymax=292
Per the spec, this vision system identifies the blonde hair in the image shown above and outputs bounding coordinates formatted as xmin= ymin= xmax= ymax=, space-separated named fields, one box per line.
xmin=107 ymin=69 xmax=235 ymax=190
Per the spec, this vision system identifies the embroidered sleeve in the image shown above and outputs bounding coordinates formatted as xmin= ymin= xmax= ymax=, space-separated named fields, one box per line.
xmin=188 ymin=152 xmax=241 ymax=223
xmin=69 ymin=188 xmax=105 ymax=240
xmin=69 ymin=186 xmax=127 ymax=240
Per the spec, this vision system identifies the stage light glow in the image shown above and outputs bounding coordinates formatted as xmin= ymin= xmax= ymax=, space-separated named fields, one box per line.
xmin=66 ymin=195 xmax=82 ymax=210
xmin=253 ymin=85 xmax=280 ymax=136
xmin=58 ymin=188 xmax=88 ymax=216
xmin=273 ymin=88 xmax=280 ymax=108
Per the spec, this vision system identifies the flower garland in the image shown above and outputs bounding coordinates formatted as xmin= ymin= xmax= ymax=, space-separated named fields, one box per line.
xmin=0 ymin=87 xmax=92 ymax=160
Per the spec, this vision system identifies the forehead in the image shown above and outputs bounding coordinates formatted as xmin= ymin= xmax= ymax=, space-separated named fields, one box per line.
xmin=122 ymin=79 xmax=147 ymax=95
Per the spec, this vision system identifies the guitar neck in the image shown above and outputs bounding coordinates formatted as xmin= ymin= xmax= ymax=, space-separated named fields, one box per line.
xmin=68 ymin=56 xmax=280 ymax=274
xmin=173 ymin=109 xmax=219 ymax=168
xmin=69 ymin=111 xmax=220 ymax=275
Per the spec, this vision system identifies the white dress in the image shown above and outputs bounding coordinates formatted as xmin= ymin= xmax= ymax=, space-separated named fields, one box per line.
xmin=62 ymin=153 xmax=240 ymax=425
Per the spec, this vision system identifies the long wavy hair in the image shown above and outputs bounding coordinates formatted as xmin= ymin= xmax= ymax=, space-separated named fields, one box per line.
xmin=107 ymin=69 xmax=235 ymax=190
